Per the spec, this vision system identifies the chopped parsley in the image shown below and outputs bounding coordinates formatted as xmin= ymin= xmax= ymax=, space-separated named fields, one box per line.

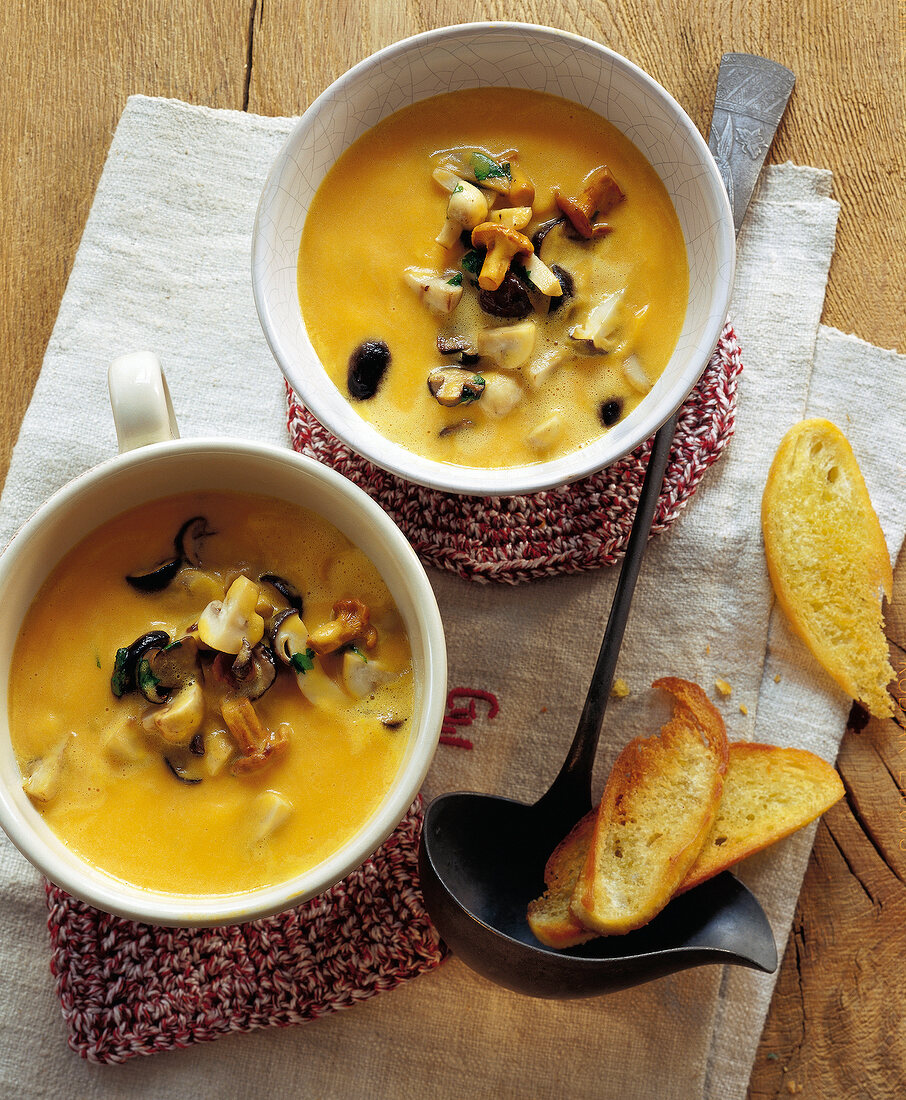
xmin=291 ymin=648 xmax=316 ymax=674
xmin=349 ymin=645 xmax=368 ymax=663
xmin=461 ymin=249 xmax=483 ymax=275
xmin=447 ymin=272 xmax=463 ymax=287
xmin=511 ymin=261 xmax=538 ymax=291
xmin=470 ymin=152 xmax=510 ymax=182
xmin=461 ymin=375 xmax=485 ymax=402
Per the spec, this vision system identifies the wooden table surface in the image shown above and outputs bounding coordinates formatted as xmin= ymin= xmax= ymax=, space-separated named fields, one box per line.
xmin=2 ymin=2 xmax=904 ymax=1095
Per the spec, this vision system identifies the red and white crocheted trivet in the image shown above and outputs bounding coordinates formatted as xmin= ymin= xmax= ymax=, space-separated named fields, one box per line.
xmin=46 ymin=800 xmax=444 ymax=1064
xmin=287 ymin=323 xmax=743 ymax=584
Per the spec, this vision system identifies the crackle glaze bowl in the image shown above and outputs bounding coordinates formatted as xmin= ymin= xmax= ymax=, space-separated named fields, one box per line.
xmin=252 ymin=22 xmax=734 ymax=496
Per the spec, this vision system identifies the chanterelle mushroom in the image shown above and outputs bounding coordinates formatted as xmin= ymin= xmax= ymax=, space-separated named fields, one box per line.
xmin=436 ymin=179 xmax=489 ymax=248
xmin=308 ymin=598 xmax=378 ymax=656
xmin=555 ymin=165 xmax=625 ymax=239
xmin=221 ymin=695 xmax=289 ymax=776
xmin=471 ymin=223 xmax=534 ymax=292
xmin=197 ymin=575 xmax=265 ymax=654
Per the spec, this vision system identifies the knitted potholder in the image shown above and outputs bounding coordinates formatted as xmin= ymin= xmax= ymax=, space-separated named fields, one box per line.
xmin=287 ymin=323 xmax=743 ymax=584
xmin=46 ymin=800 xmax=444 ymax=1064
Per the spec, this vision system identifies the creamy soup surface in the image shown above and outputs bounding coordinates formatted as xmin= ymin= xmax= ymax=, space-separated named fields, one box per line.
xmin=9 ymin=491 xmax=414 ymax=895
xmin=298 ymin=87 xmax=689 ymax=469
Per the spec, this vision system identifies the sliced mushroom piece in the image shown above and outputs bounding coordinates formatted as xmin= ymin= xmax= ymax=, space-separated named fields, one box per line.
xmin=308 ymin=598 xmax=378 ymax=656
xmin=547 ymin=265 xmax=575 ymax=313
xmin=295 ymin=663 xmax=348 ymax=710
xmin=471 ymin=223 xmax=534 ymax=292
xmin=258 ymin=573 xmax=304 ymax=615
xmin=203 ymin=729 xmax=236 ymax=777
xmin=527 ymin=413 xmax=565 ymax=452
xmin=22 ymin=736 xmax=70 ymax=804
xmin=251 ymin=789 xmax=293 ymax=844
xmin=476 ymin=320 xmax=536 ymax=371
xmin=163 ymin=756 xmax=203 ymax=785
xmin=436 ymin=179 xmax=489 ymax=248
xmin=175 ymin=515 xmax=214 ymax=567
xmin=222 ymin=695 xmax=289 ymax=776
xmin=102 ymin=715 xmax=150 ymax=766
xmin=486 ymin=205 xmax=533 ymax=230
xmin=437 ymin=335 xmax=477 ymax=357
xmin=404 ymin=268 xmax=463 ymax=314
xmin=438 ymin=418 xmax=474 ymax=438
xmin=569 ymin=291 xmax=625 ymax=352
xmin=342 ymin=650 xmax=397 ymax=698
xmin=435 ymin=149 xmax=512 ymax=193
xmin=137 ymin=636 xmax=201 ymax=705
xmin=479 ymin=372 xmax=523 ymax=418
xmin=506 ymin=156 xmax=536 ymax=206
xmin=197 ymin=575 xmax=265 ymax=654
xmin=125 ymin=556 xmax=182 ymax=593
xmin=111 ymin=630 xmax=171 ymax=697
xmin=150 ymin=679 xmax=205 ymax=746
xmin=427 ymin=366 xmax=486 ymax=408
xmin=269 ymin=608 xmax=310 ymax=665
xmin=622 ymin=354 xmax=653 ymax=394
xmin=212 ymin=642 xmax=277 ymax=700
xmin=519 ymin=253 xmax=563 ymax=298
xmin=525 ymin=345 xmax=570 ymax=390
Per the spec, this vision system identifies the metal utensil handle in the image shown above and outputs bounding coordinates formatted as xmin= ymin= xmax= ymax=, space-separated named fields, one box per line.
xmin=708 ymin=53 xmax=795 ymax=234
xmin=533 ymin=412 xmax=678 ymax=820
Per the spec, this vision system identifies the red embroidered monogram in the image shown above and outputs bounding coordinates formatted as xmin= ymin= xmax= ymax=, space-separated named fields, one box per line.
xmin=440 ymin=687 xmax=500 ymax=749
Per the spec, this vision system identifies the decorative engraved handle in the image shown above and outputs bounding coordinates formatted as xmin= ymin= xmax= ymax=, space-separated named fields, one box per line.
xmin=708 ymin=53 xmax=796 ymax=233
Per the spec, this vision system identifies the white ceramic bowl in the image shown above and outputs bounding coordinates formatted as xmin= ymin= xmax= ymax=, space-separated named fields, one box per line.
xmin=252 ymin=22 xmax=734 ymax=496
xmin=0 ymin=440 xmax=447 ymax=926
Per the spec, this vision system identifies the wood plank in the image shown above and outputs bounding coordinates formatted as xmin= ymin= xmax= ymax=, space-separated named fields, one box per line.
xmin=0 ymin=0 xmax=249 ymax=483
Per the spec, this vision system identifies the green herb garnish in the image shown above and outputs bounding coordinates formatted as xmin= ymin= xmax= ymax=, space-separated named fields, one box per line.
xmin=461 ymin=249 xmax=483 ymax=275
xmin=111 ymin=647 xmax=130 ymax=697
xmin=349 ymin=645 xmax=368 ymax=663
xmin=511 ymin=261 xmax=537 ymax=291
xmin=447 ymin=272 xmax=463 ymax=287
xmin=470 ymin=152 xmax=510 ymax=182
xmin=136 ymin=658 xmax=161 ymax=697
xmin=291 ymin=648 xmax=316 ymax=674
xmin=461 ymin=375 xmax=486 ymax=403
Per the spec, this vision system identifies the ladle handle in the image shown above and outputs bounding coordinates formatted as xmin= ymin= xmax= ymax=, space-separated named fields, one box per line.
xmin=533 ymin=413 xmax=678 ymax=824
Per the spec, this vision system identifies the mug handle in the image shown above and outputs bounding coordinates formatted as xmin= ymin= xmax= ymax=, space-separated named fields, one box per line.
xmin=108 ymin=351 xmax=180 ymax=453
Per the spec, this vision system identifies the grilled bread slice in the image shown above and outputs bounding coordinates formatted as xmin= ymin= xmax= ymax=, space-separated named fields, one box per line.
xmin=762 ymin=418 xmax=894 ymax=718
xmin=679 ymin=741 xmax=844 ymax=891
xmin=527 ymin=810 xmax=597 ymax=949
xmin=527 ymin=740 xmax=843 ymax=947
xmin=568 ymin=677 xmax=728 ymax=936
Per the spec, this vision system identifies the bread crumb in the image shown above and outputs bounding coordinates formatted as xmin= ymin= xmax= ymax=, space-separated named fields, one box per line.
xmin=540 ymin=706 xmax=548 ymax=713
xmin=739 ymin=703 xmax=748 ymax=715
xmin=611 ymin=678 xmax=630 ymax=698
xmin=774 ymin=673 xmax=782 ymax=683
xmin=786 ymin=1083 xmax=803 ymax=1095
xmin=715 ymin=678 xmax=732 ymax=696
xmin=705 ymin=644 xmax=711 ymax=655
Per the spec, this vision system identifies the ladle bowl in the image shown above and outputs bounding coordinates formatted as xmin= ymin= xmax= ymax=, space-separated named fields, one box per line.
xmin=420 ymin=793 xmax=777 ymax=998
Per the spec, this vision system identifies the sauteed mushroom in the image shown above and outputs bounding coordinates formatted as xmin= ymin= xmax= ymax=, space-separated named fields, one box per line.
xmin=198 ymin=575 xmax=265 ymax=654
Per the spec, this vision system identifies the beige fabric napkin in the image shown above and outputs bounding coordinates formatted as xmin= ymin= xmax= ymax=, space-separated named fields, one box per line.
xmin=1 ymin=96 xmax=904 ymax=1099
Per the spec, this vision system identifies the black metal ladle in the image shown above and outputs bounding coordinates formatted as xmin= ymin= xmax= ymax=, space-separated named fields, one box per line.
xmin=418 ymin=55 xmax=796 ymax=998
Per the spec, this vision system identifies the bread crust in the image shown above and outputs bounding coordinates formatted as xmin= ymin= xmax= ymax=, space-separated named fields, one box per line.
xmin=762 ymin=418 xmax=894 ymax=718
xmin=568 ymin=677 xmax=728 ymax=935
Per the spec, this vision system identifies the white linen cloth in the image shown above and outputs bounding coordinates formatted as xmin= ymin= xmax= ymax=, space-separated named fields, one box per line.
xmin=0 ymin=96 xmax=903 ymax=1099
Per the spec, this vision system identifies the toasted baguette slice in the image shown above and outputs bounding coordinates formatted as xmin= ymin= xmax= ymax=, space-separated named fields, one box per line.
xmin=569 ymin=677 xmax=728 ymax=936
xmin=679 ymin=742 xmax=844 ymax=891
xmin=527 ymin=741 xmax=844 ymax=947
xmin=527 ymin=810 xmax=597 ymax=948
xmin=762 ymin=418 xmax=894 ymax=718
